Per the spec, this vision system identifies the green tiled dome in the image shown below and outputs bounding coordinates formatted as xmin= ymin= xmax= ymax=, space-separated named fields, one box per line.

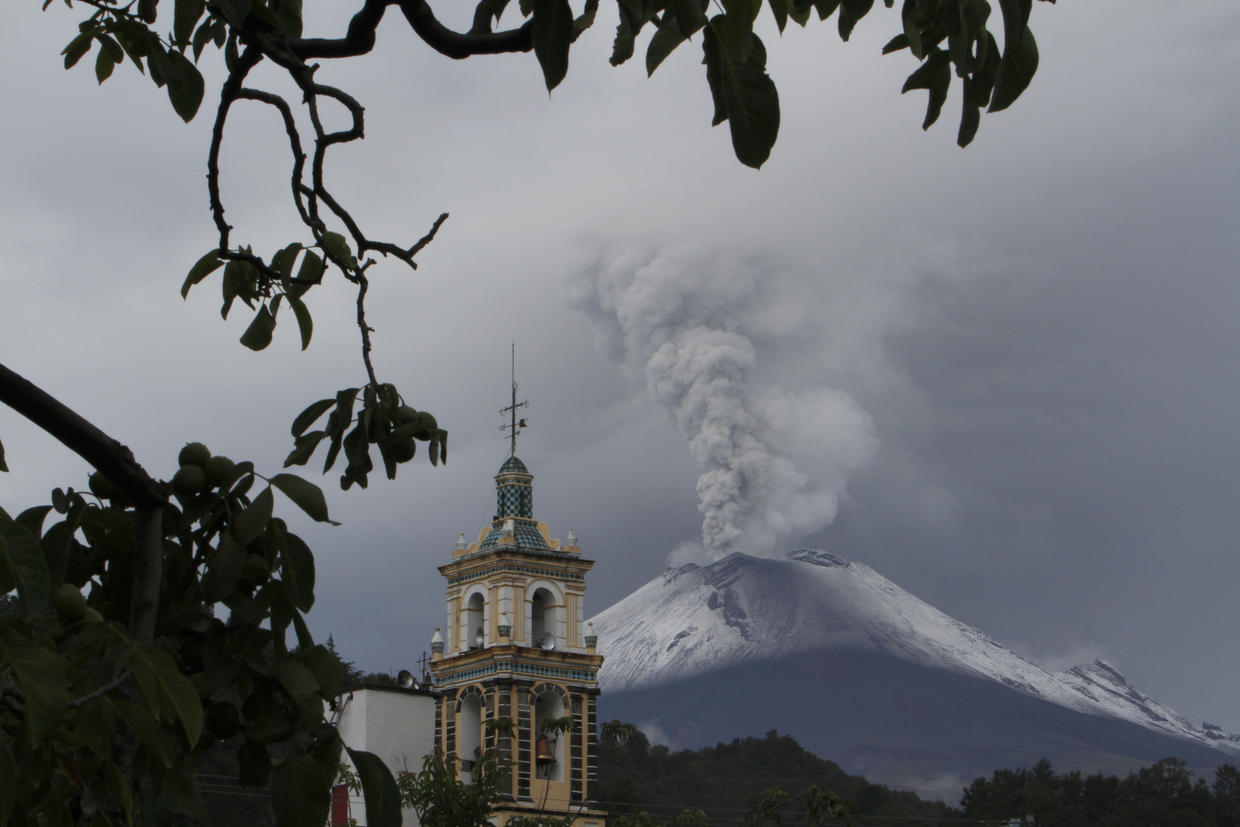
xmin=499 ymin=456 xmax=529 ymax=474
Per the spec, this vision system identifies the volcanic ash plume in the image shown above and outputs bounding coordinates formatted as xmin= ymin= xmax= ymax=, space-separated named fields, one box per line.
xmin=571 ymin=246 xmax=878 ymax=561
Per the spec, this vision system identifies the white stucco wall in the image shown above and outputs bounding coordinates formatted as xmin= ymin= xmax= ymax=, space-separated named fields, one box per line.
xmin=335 ymin=686 xmax=437 ymax=826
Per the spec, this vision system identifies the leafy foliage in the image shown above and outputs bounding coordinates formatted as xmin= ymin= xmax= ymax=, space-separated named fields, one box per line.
xmin=0 ymin=445 xmax=394 ymax=825
xmin=397 ymin=752 xmax=507 ymax=827
xmin=962 ymin=757 xmax=1240 ymax=826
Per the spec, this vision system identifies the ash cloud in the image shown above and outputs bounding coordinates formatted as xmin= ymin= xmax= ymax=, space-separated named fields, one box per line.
xmin=570 ymin=246 xmax=878 ymax=562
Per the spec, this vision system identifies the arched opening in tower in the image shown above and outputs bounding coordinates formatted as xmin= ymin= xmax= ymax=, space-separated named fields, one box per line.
xmin=458 ymin=692 xmax=483 ymax=782
xmin=464 ymin=592 xmax=485 ymax=650
xmin=533 ymin=691 xmax=566 ymax=782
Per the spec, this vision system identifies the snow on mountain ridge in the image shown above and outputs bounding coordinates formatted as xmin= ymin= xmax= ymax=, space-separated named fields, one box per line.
xmin=590 ymin=549 xmax=1239 ymax=756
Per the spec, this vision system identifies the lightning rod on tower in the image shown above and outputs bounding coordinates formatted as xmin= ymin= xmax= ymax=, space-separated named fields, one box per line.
xmin=500 ymin=342 xmax=528 ymax=457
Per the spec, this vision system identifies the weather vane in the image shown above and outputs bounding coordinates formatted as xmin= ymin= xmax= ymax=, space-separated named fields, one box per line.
xmin=499 ymin=342 xmax=528 ymax=457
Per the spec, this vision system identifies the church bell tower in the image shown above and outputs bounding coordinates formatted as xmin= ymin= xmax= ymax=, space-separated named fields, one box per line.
xmin=427 ymin=360 xmax=605 ymax=825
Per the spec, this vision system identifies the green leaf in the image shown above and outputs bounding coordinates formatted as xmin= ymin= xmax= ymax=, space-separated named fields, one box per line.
xmin=180 ymin=249 xmax=223 ymax=298
xmin=702 ymin=21 xmax=780 ymax=168
xmin=958 ymin=76 xmax=982 ymax=146
xmin=280 ymin=532 xmax=316 ymax=612
xmin=347 ymin=748 xmax=403 ymax=827
xmin=302 ymin=645 xmax=347 ymax=698
xmin=766 ymin=0 xmax=789 ymax=31
xmin=174 ymin=0 xmax=207 ymax=45
xmin=320 ymin=232 xmax=354 ymax=269
xmin=902 ymin=49 xmax=951 ymax=129
xmin=989 ymin=24 xmax=1037 ymax=112
xmin=274 ymin=659 xmax=319 ymax=699
xmin=837 ymin=0 xmax=873 ymax=41
xmin=270 ymin=752 xmax=331 ymax=827
xmin=220 ymin=259 xmax=257 ymax=318
xmin=269 ymin=473 xmax=334 ymax=524
xmin=291 ymin=398 xmax=335 ymax=437
xmin=271 ymin=243 xmax=301 ymax=279
xmin=94 ymin=35 xmax=123 ymax=83
xmin=646 ymin=12 xmax=696 ymax=76
xmin=610 ymin=4 xmax=637 ymax=66
xmin=284 ymin=430 xmax=327 ymax=467
xmin=342 ymin=423 xmax=370 ymax=470
xmin=286 ymin=293 xmax=313 ymax=350
xmin=201 ymin=531 xmax=245 ymax=602
xmin=240 ymin=304 xmax=276 ymax=351
xmin=0 ymin=623 xmax=68 ymax=745
xmin=192 ymin=19 xmax=214 ymax=61
xmin=164 ymin=49 xmax=205 ymax=121
xmin=0 ymin=519 xmax=50 ymax=616
xmin=272 ymin=0 xmax=304 ymax=39
xmin=721 ymin=0 xmax=761 ymax=61
xmin=131 ymin=644 xmax=203 ymax=746
xmin=63 ymin=32 xmax=93 ymax=69
xmin=116 ymin=699 xmax=178 ymax=768
xmin=333 ymin=388 xmax=360 ymax=435
xmin=213 ymin=0 xmax=253 ymax=27
xmin=291 ymin=249 xmax=325 ymax=295
xmin=232 ymin=487 xmax=274 ymax=545
xmin=531 ymin=0 xmax=573 ymax=91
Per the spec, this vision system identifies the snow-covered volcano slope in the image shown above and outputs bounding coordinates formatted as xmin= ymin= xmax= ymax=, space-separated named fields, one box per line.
xmin=591 ymin=549 xmax=1239 ymax=756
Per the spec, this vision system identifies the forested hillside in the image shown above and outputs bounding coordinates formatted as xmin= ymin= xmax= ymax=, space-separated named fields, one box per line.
xmin=595 ymin=729 xmax=959 ymax=825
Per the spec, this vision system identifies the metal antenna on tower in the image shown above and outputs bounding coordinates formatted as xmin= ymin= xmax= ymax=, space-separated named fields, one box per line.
xmin=499 ymin=342 xmax=528 ymax=456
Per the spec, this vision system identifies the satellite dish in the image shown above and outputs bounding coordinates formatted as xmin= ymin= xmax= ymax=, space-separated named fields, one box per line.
xmin=397 ymin=669 xmax=415 ymax=688
xmin=537 ymin=634 xmax=556 ymax=651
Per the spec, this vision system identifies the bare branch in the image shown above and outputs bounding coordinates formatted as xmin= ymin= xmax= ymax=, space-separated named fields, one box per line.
xmin=207 ymin=45 xmax=263 ymax=249
xmin=236 ymin=88 xmax=314 ymax=232
xmin=68 ymin=670 xmax=132 ymax=709
xmin=407 ymin=212 xmax=450 ymax=259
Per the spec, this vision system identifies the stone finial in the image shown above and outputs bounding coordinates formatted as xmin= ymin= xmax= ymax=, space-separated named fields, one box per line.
xmin=431 ymin=627 xmax=444 ymax=660
xmin=498 ymin=612 xmax=511 ymax=640
xmin=584 ymin=621 xmax=597 ymax=653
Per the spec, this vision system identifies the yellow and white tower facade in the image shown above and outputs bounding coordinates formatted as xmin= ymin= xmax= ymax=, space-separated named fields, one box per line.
xmin=428 ymin=454 xmax=605 ymax=826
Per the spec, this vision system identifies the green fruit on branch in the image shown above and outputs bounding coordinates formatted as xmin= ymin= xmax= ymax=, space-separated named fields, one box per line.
xmin=203 ymin=455 xmax=236 ymax=487
xmin=171 ymin=464 xmax=207 ymax=496
xmin=178 ymin=441 xmax=211 ymax=467
xmin=88 ymin=471 xmax=121 ymax=500
xmin=52 ymin=583 xmax=87 ymax=621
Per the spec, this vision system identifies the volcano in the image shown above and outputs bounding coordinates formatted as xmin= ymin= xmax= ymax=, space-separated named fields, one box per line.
xmin=590 ymin=550 xmax=1238 ymax=800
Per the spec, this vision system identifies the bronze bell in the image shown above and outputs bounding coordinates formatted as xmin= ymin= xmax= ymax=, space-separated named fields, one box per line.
xmin=535 ymin=736 xmax=555 ymax=763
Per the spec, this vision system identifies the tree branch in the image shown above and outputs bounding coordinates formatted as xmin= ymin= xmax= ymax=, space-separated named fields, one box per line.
xmin=396 ymin=0 xmax=534 ymax=59
xmin=0 ymin=363 xmax=164 ymax=510
xmin=208 ymin=45 xmax=263 ymax=249
xmin=68 ymin=670 xmax=132 ymax=709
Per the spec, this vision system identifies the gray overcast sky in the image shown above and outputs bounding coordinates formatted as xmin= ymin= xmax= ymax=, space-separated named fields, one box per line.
xmin=3 ymin=3 xmax=1239 ymax=732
